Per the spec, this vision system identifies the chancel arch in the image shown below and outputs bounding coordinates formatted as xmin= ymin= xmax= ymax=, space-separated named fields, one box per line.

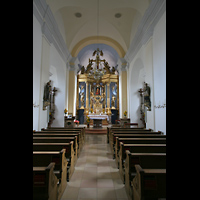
xmin=71 ymin=36 xmax=126 ymax=58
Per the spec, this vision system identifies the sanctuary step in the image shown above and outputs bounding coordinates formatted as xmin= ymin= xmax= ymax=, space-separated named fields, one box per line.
xmin=85 ymin=127 xmax=107 ymax=135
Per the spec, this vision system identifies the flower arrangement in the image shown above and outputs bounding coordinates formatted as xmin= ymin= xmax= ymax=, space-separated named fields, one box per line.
xmin=64 ymin=109 xmax=68 ymax=115
xmin=86 ymin=116 xmax=90 ymax=124
xmin=91 ymin=108 xmax=93 ymax=113
xmin=124 ymin=111 xmax=127 ymax=117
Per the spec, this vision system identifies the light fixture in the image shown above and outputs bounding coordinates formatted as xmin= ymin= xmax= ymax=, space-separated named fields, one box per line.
xmin=115 ymin=13 xmax=122 ymax=18
xmin=75 ymin=12 xmax=82 ymax=18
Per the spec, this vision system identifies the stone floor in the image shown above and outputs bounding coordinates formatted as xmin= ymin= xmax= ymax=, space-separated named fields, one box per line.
xmin=61 ymin=133 xmax=129 ymax=200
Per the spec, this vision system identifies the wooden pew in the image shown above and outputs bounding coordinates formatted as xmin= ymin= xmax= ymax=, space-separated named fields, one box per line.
xmin=33 ymin=150 xmax=68 ymax=200
xmin=33 ymin=142 xmax=74 ymax=181
xmin=35 ymin=130 xmax=83 ymax=153
xmin=111 ymin=134 xmax=165 ymax=159
xmin=115 ymin=137 xmax=166 ymax=164
xmin=109 ymin=129 xmax=159 ymax=148
xmin=107 ymin=127 xmax=153 ymax=144
xmin=123 ymin=123 xmax=138 ymax=128
xmin=42 ymin=127 xmax=85 ymax=142
xmin=124 ymin=152 xmax=166 ymax=197
xmin=33 ymin=133 xmax=81 ymax=157
xmin=132 ymin=165 xmax=166 ymax=200
xmin=40 ymin=128 xmax=84 ymax=147
xmin=33 ymin=137 xmax=78 ymax=163
xmin=33 ymin=162 xmax=58 ymax=200
xmin=118 ymin=143 xmax=166 ymax=184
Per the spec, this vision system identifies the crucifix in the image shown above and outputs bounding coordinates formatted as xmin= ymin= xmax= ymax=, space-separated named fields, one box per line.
xmin=89 ymin=48 xmax=106 ymax=69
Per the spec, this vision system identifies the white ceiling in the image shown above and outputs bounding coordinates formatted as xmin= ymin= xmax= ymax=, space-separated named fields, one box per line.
xmin=46 ymin=0 xmax=151 ymax=58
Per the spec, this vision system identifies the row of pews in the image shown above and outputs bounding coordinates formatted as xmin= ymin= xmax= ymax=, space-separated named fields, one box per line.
xmin=33 ymin=127 xmax=85 ymax=200
xmin=107 ymin=127 xmax=166 ymax=200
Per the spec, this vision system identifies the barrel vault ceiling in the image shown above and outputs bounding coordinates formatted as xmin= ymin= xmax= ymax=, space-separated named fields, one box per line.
xmin=46 ymin=0 xmax=151 ymax=58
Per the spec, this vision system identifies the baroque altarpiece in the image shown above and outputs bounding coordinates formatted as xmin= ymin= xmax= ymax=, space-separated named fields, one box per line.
xmin=76 ymin=48 xmax=119 ymax=124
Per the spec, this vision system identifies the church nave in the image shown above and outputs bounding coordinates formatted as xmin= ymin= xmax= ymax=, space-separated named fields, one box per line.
xmin=61 ymin=133 xmax=129 ymax=200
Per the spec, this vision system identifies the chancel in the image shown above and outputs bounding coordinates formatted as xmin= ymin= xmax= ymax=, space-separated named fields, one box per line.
xmin=33 ymin=0 xmax=166 ymax=199
xmin=77 ymin=48 xmax=119 ymax=127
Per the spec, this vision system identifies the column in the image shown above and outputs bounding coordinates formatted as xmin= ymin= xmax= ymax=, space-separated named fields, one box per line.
xmin=118 ymin=58 xmax=128 ymax=118
xmin=67 ymin=57 xmax=79 ymax=116
xmin=85 ymin=81 xmax=89 ymax=114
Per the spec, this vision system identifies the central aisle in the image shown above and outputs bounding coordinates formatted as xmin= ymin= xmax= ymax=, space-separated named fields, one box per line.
xmin=61 ymin=134 xmax=129 ymax=200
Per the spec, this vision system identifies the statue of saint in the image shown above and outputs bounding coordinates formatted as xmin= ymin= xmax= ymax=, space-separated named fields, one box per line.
xmin=111 ymin=95 xmax=116 ymax=108
xmin=80 ymin=85 xmax=85 ymax=108
xmin=144 ymin=82 xmax=151 ymax=110
xmin=43 ymin=80 xmax=51 ymax=102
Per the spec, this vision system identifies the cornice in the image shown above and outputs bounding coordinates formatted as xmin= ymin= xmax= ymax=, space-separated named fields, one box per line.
xmin=33 ymin=0 xmax=71 ymax=63
xmin=125 ymin=0 xmax=166 ymax=62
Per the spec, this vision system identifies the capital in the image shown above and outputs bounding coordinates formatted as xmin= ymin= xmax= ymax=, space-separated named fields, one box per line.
xmin=117 ymin=58 xmax=129 ymax=73
xmin=67 ymin=57 xmax=80 ymax=72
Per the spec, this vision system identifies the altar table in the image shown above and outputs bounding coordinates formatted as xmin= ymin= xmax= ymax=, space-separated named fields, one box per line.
xmin=88 ymin=114 xmax=108 ymax=128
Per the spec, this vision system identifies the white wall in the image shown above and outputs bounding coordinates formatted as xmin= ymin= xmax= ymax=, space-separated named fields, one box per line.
xmin=33 ymin=15 xmax=68 ymax=130
xmin=33 ymin=15 xmax=42 ymax=130
xmin=129 ymin=57 xmax=145 ymax=128
xmin=49 ymin=44 xmax=66 ymax=127
xmin=153 ymin=11 xmax=166 ymax=134
xmin=128 ymin=37 xmax=154 ymax=129
xmin=38 ymin=36 xmax=51 ymax=130
xmin=127 ymin=11 xmax=166 ymax=134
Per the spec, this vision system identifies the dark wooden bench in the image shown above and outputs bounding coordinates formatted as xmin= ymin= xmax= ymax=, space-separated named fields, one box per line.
xmin=33 ymin=142 xmax=74 ymax=181
xmin=115 ymin=136 xmax=166 ymax=160
xmin=111 ymin=134 xmax=165 ymax=159
xmin=41 ymin=127 xmax=85 ymax=142
xmin=124 ymin=152 xmax=166 ymax=197
xmin=33 ymin=133 xmax=81 ymax=157
xmin=33 ymin=150 xmax=68 ymax=199
xmin=132 ymin=165 xmax=166 ymax=200
xmin=109 ymin=129 xmax=158 ymax=146
xmin=33 ymin=136 xmax=78 ymax=163
xmin=118 ymin=143 xmax=166 ymax=184
xmin=107 ymin=127 xmax=153 ymax=143
xmin=35 ymin=130 xmax=83 ymax=152
xmin=33 ymin=162 xmax=58 ymax=200
xmin=123 ymin=123 xmax=138 ymax=128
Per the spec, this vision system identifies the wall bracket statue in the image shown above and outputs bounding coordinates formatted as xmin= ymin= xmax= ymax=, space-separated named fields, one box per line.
xmin=43 ymin=80 xmax=51 ymax=110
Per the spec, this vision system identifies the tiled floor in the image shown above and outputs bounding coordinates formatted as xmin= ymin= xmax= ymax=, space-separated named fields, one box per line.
xmin=61 ymin=133 xmax=129 ymax=200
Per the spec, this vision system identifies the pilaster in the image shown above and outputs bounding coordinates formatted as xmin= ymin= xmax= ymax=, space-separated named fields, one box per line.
xmin=67 ymin=57 xmax=80 ymax=116
xmin=118 ymin=58 xmax=128 ymax=118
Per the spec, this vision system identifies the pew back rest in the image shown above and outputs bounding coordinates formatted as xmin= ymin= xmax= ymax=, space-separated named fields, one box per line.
xmin=33 ymin=142 xmax=73 ymax=159
xmin=116 ymin=138 xmax=166 ymax=155
xmin=33 ymin=149 xmax=66 ymax=172
xmin=121 ymin=144 xmax=166 ymax=160
xmin=126 ymin=152 xmax=166 ymax=172
xmin=133 ymin=165 xmax=166 ymax=199
xmin=33 ymin=162 xmax=58 ymax=200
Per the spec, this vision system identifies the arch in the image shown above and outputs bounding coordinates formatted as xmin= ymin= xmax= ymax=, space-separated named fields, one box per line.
xmin=71 ymin=36 xmax=126 ymax=58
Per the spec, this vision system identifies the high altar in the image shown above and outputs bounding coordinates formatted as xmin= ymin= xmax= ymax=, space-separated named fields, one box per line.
xmin=76 ymin=48 xmax=119 ymax=125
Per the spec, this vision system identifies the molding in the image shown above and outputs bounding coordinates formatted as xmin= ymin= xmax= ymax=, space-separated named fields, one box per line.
xmin=33 ymin=0 xmax=71 ymax=63
xmin=68 ymin=57 xmax=80 ymax=72
xmin=71 ymin=36 xmax=126 ymax=58
xmin=125 ymin=0 xmax=166 ymax=62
